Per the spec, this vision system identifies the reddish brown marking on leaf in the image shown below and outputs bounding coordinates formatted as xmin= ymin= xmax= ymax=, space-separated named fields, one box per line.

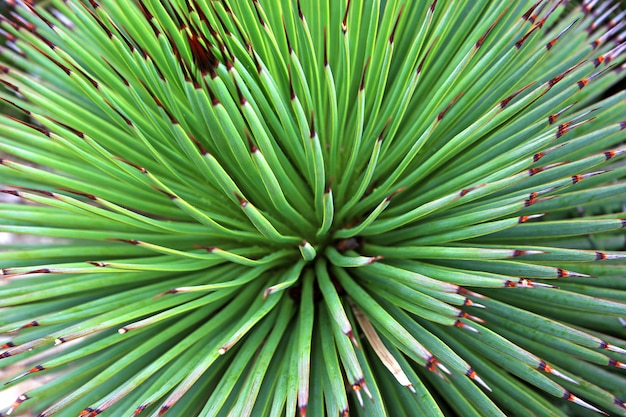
xmin=516 ymin=24 xmax=540 ymax=48
xmin=417 ymin=37 xmax=437 ymax=75
xmin=80 ymin=3 xmax=112 ymax=37
xmin=133 ymin=404 xmax=148 ymax=416
xmin=23 ymin=2 xmax=53 ymax=29
xmin=70 ymin=64 xmax=100 ymax=88
xmin=577 ymin=78 xmax=589 ymax=89
xmin=547 ymin=61 xmax=585 ymax=89
xmin=11 ymin=186 xmax=53 ymax=197
xmin=235 ymin=193 xmax=248 ymax=207
xmin=249 ymin=44 xmax=262 ymax=74
xmin=27 ymin=268 xmax=50 ymax=275
xmin=58 ymin=189 xmax=97 ymax=200
xmin=556 ymin=122 xmax=569 ymax=138
xmin=342 ymin=0 xmax=352 ymax=33
xmin=360 ymin=57 xmax=371 ymax=91
xmin=115 ymin=239 xmax=140 ymax=245
xmin=287 ymin=65 xmax=296 ymax=100
xmin=105 ymin=101 xmax=133 ymax=126
xmin=153 ymin=289 xmax=178 ymax=300
xmin=325 ymin=178 xmax=333 ymax=194
xmin=390 ymin=5 xmax=405 ymax=44
xmin=207 ymin=85 xmax=220 ymax=106
xmin=590 ymin=38 xmax=601 ymax=49
xmin=186 ymin=31 xmax=217 ymax=76
xmin=168 ymin=3 xmax=187 ymax=30
xmin=157 ymin=405 xmax=170 ymax=417
xmin=524 ymin=193 xmax=539 ymax=207
xmin=559 ymin=116 xmax=595 ymax=138
xmin=151 ymin=187 xmax=177 ymax=200
xmin=190 ymin=0 xmax=209 ymax=26
xmin=47 ymin=117 xmax=85 ymax=138
xmin=606 ymin=150 xmax=619 ymax=160
xmin=368 ymin=255 xmax=383 ymax=264
xmin=546 ymin=37 xmax=558 ymax=50
xmin=249 ymin=0 xmax=265 ymax=27
xmin=5 ymin=116 xmax=50 ymax=136
xmin=385 ymin=187 xmax=405 ymax=202
xmin=189 ymin=134 xmax=208 ymax=155
xmin=78 ymin=408 xmax=94 ymax=417
xmin=32 ymin=44 xmax=70 ymax=73
xmin=0 ymin=79 xmax=20 ymax=92
xmin=500 ymin=82 xmax=534 ymax=108
xmin=378 ymin=118 xmax=392 ymax=143
xmin=547 ymin=114 xmax=558 ymax=124
xmin=136 ymin=0 xmax=153 ymax=19
xmin=116 ymin=157 xmax=147 ymax=173
xmin=246 ymin=131 xmax=258 ymax=153
xmin=1 ymin=342 xmax=15 ymax=349
xmin=1 ymin=190 xmax=20 ymax=197
xmin=297 ymin=0 xmax=304 ymax=19
xmin=476 ymin=9 xmax=505 ymax=49
xmin=309 ymin=111 xmax=316 ymax=138
xmin=161 ymin=104 xmax=178 ymax=124
xmin=0 ymin=28 xmax=17 ymax=43
xmin=459 ymin=187 xmax=474 ymax=197
xmin=522 ymin=0 xmax=542 ymax=20
xmin=429 ymin=0 xmax=437 ymax=13
xmin=426 ymin=356 xmax=439 ymax=372
xmin=438 ymin=92 xmax=463 ymax=121
xmin=594 ymin=55 xmax=605 ymax=67
xmin=535 ymin=360 xmax=549 ymax=372
xmin=596 ymin=252 xmax=607 ymax=260
xmin=235 ymin=82 xmax=247 ymax=106
xmin=282 ymin=16 xmax=293 ymax=54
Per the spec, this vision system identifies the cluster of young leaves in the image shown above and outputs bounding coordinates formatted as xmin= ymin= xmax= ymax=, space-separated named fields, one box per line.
xmin=1 ymin=0 xmax=626 ymax=416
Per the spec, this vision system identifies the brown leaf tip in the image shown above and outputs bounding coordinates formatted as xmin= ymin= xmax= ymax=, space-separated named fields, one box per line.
xmin=157 ymin=405 xmax=170 ymax=417
xmin=342 ymin=0 xmax=351 ymax=33
xmin=133 ymin=404 xmax=148 ymax=416
xmin=235 ymin=193 xmax=248 ymax=207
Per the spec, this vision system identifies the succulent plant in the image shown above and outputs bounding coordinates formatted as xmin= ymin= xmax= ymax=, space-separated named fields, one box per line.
xmin=1 ymin=0 xmax=626 ymax=416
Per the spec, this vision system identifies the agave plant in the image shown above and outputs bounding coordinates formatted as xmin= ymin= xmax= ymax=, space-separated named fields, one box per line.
xmin=1 ymin=0 xmax=626 ymax=416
